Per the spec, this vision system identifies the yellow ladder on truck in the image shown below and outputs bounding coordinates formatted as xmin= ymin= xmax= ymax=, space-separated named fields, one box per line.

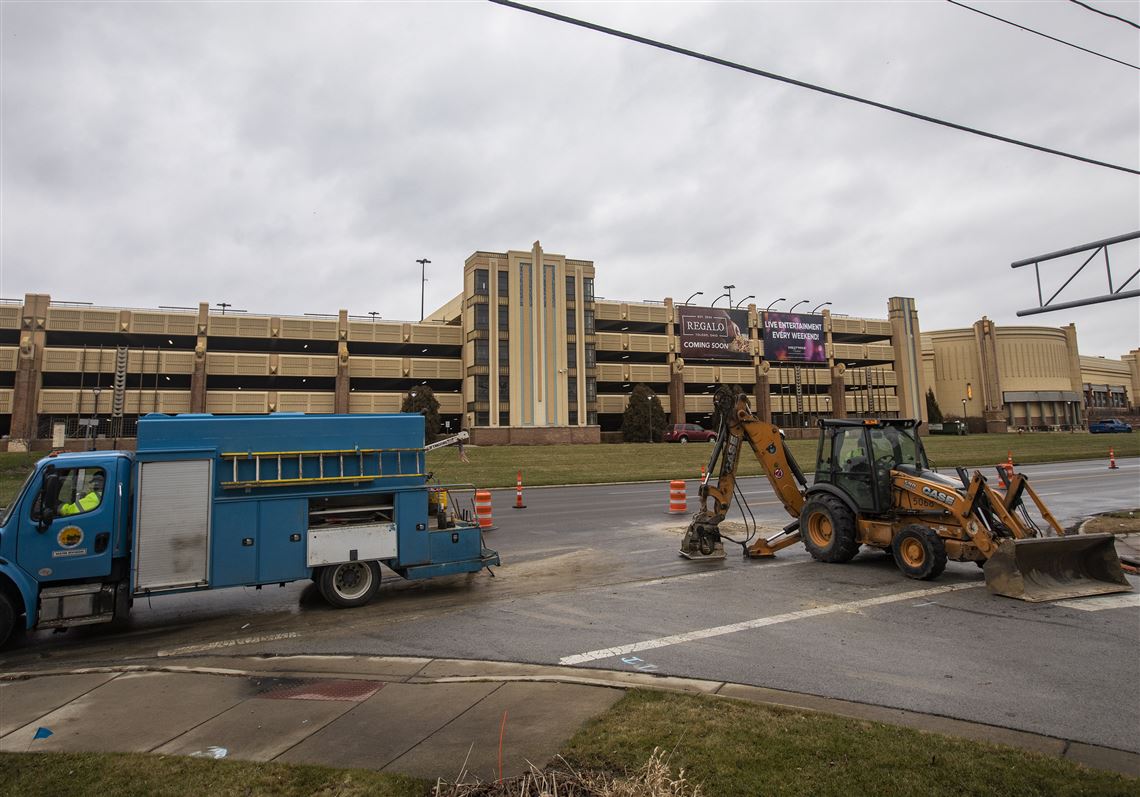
xmin=218 ymin=446 xmax=426 ymax=489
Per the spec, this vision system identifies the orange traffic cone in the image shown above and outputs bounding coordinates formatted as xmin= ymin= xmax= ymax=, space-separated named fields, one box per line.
xmin=1109 ymin=448 xmax=1119 ymax=470
xmin=700 ymin=464 xmax=707 ymax=479
xmin=513 ymin=470 xmax=526 ymax=508
xmin=996 ymin=464 xmax=1009 ymax=488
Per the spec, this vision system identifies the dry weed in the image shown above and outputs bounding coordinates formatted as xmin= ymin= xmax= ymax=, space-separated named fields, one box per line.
xmin=432 ymin=748 xmax=702 ymax=797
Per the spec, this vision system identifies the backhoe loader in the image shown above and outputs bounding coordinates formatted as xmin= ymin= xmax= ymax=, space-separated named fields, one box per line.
xmin=679 ymin=387 xmax=1132 ymax=601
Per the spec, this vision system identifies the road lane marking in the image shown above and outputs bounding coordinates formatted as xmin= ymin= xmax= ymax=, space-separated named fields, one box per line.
xmin=559 ymin=582 xmax=982 ymax=665
xmin=157 ymin=631 xmax=299 ymax=657
xmin=1053 ymin=593 xmax=1140 ymax=612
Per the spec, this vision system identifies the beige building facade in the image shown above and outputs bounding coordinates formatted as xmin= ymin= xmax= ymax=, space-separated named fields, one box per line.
xmin=12 ymin=242 xmax=1133 ymax=448
xmin=923 ymin=319 xmax=1137 ymax=432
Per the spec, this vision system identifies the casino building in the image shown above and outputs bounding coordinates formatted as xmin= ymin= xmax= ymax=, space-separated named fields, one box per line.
xmin=3 ymin=241 xmax=1134 ymax=449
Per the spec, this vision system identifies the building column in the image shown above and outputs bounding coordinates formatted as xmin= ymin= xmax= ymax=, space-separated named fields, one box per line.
xmin=754 ymin=362 xmax=772 ymax=423
xmin=335 ymin=309 xmax=350 ymax=414
xmin=829 ymin=364 xmax=848 ymax=419
xmin=972 ymin=316 xmax=1008 ymax=433
xmin=669 ymin=361 xmax=686 ymax=424
xmin=8 ymin=293 xmax=50 ymax=449
xmin=190 ymin=302 xmax=209 ymax=413
xmin=1124 ymin=349 xmax=1140 ymax=412
xmin=888 ymin=297 xmax=925 ymax=422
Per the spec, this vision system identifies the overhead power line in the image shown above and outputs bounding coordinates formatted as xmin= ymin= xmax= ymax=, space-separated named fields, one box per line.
xmin=1068 ymin=0 xmax=1140 ymax=29
xmin=488 ymin=0 xmax=1139 ymax=176
xmin=948 ymin=0 xmax=1138 ymax=70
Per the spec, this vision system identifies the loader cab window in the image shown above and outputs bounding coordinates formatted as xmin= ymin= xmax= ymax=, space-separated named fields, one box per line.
xmin=831 ymin=427 xmax=874 ymax=511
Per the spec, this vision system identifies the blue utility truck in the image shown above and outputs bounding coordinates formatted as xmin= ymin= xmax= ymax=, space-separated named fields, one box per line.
xmin=0 ymin=413 xmax=498 ymax=647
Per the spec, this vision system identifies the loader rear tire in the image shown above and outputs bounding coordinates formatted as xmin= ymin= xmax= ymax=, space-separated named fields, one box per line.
xmin=318 ymin=562 xmax=381 ymax=608
xmin=892 ymin=525 xmax=947 ymax=580
xmin=799 ymin=494 xmax=859 ymax=563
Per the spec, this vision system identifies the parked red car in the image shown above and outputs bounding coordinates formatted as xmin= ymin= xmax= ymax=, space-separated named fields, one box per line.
xmin=663 ymin=423 xmax=716 ymax=443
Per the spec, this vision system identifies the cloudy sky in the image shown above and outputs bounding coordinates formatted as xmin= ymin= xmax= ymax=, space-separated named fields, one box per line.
xmin=2 ymin=1 xmax=1137 ymax=357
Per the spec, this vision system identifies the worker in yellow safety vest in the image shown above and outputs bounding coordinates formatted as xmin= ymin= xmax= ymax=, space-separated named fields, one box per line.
xmin=60 ymin=471 xmax=105 ymax=516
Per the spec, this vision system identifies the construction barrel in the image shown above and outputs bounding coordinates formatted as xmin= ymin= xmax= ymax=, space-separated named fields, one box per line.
xmin=474 ymin=490 xmax=496 ymax=530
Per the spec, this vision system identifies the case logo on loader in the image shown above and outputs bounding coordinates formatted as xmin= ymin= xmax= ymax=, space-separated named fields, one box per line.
xmin=921 ymin=486 xmax=957 ymax=506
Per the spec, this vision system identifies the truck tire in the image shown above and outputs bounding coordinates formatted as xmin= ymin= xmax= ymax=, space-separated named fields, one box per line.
xmin=0 ymin=592 xmax=14 ymax=649
xmin=799 ymin=494 xmax=859 ymax=563
xmin=892 ymin=525 xmax=947 ymax=580
xmin=678 ymin=436 xmax=689 ymax=444
xmin=318 ymin=562 xmax=381 ymax=608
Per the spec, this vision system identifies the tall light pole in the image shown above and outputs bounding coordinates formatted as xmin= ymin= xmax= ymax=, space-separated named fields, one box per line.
xmin=811 ymin=301 xmax=832 ymax=314
xmin=709 ymin=293 xmax=730 ymax=307
xmin=734 ymin=294 xmax=755 ymax=309
xmin=723 ymin=284 xmax=735 ymax=308
xmin=789 ymin=300 xmax=809 ymax=313
xmin=764 ymin=298 xmax=785 ymax=312
xmin=683 ymin=291 xmax=703 ymax=305
xmin=416 ymin=258 xmax=431 ymax=322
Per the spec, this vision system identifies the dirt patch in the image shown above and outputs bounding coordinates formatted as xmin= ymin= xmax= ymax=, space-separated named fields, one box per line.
xmin=1080 ymin=509 xmax=1140 ymax=535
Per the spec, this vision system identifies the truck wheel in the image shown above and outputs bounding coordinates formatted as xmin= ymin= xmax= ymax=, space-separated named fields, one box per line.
xmin=892 ymin=525 xmax=947 ymax=580
xmin=0 ymin=592 xmax=14 ymax=649
xmin=799 ymin=494 xmax=859 ymax=563
xmin=318 ymin=562 xmax=381 ymax=608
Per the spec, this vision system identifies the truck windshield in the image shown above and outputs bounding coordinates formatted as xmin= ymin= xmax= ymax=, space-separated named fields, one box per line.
xmin=0 ymin=467 xmax=37 ymax=527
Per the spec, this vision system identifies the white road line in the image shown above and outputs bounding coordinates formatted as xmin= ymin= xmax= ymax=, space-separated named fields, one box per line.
xmin=157 ymin=631 xmax=299 ymax=657
xmin=1053 ymin=593 xmax=1140 ymax=612
xmin=559 ymin=582 xmax=982 ymax=665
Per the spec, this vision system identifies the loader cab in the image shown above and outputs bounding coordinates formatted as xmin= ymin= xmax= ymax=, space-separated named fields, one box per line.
xmin=814 ymin=419 xmax=928 ymax=514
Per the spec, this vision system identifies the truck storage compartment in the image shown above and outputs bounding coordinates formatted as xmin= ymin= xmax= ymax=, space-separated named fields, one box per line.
xmin=134 ymin=459 xmax=213 ymax=592
xmin=307 ymin=492 xmax=398 ymax=566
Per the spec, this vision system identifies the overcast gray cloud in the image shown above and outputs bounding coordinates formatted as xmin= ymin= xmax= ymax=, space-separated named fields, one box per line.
xmin=2 ymin=1 xmax=1137 ymax=355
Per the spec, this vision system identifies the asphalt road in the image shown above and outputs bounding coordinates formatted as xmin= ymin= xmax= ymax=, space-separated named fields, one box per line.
xmin=3 ymin=457 xmax=1137 ymax=754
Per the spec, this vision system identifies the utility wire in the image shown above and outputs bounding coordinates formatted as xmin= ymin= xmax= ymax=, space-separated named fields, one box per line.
xmin=1068 ymin=0 xmax=1140 ymax=29
xmin=488 ymin=0 xmax=1139 ymax=176
xmin=948 ymin=0 xmax=1138 ymax=70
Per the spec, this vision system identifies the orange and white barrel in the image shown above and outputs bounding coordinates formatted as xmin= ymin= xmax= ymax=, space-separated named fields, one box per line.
xmin=474 ymin=490 xmax=496 ymax=530
xmin=668 ymin=480 xmax=687 ymax=514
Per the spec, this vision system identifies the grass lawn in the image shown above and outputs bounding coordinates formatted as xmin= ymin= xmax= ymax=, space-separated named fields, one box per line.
xmin=1 ymin=690 xmax=1134 ymax=797
xmin=1 ymin=432 xmax=1135 ymax=502
xmin=422 ymin=431 xmax=1139 ymax=490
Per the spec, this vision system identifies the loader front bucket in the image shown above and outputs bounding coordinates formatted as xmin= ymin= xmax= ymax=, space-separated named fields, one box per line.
xmin=983 ymin=534 xmax=1133 ymax=602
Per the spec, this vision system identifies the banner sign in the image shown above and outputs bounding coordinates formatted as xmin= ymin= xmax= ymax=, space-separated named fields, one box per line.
xmin=762 ymin=312 xmax=827 ymax=363
xmin=676 ymin=306 xmax=752 ymax=362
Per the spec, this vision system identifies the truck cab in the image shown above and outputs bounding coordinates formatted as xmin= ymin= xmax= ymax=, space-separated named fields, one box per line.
xmin=0 ymin=451 xmax=135 ymax=645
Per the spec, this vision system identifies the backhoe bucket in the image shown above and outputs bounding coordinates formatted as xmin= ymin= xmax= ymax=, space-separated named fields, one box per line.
xmin=983 ymin=534 xmax=1133 ymax=602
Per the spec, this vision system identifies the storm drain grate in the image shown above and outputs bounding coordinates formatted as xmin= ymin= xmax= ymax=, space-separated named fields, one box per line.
xmin=261 ymin=679 xmax=385 ymax=702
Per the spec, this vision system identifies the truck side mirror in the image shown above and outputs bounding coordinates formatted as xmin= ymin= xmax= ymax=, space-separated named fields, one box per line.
xmin=38 ymin=466 xmax=61 ymax=533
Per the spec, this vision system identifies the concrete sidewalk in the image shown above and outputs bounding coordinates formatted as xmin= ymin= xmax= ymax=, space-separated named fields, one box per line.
xmin=1 ymin=656 xmax=1137 ymax=780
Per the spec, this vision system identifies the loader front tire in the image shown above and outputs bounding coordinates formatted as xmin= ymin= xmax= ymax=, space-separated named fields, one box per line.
xmin=318 ymin=561 xmax=381 ymax=608
xmin=892 ymin=525 xmax=947 ymax=580
xmin=799 ymin=494 xmax=859 ymax=563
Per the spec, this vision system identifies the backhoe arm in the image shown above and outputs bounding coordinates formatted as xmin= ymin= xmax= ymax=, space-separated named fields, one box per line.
xmin=680 ymin=389 xmax=808 ymax=560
